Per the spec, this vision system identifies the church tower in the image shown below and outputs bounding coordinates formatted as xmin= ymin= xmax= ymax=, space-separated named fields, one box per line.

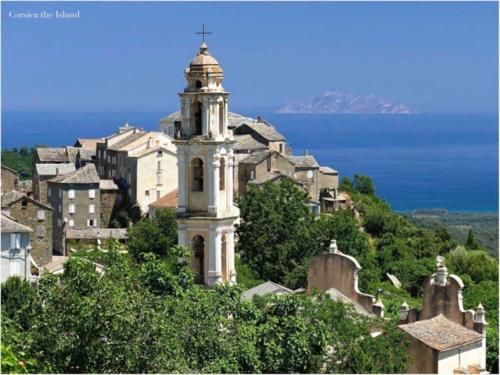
xmin=174 ymin=40 xmax=238 ymax=286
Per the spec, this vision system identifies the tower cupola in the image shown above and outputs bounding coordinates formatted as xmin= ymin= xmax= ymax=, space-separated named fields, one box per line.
xmin=184 ymin=42 xmax=225 ymax=93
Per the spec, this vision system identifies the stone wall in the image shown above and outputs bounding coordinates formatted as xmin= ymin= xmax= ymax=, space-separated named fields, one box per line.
xmin=1 ymin=167 xmax=19 ymax=194
xmin=7 ymin=198 xmax=53 ymax=266
xmin=100 ymin=189 xmax=125 ymax=227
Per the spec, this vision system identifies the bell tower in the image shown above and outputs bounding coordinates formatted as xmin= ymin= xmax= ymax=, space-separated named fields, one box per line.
xmin=174 ymin=37 xmax=238 ymax=286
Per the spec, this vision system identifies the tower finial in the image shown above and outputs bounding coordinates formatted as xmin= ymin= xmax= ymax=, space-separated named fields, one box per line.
xmin=196 ymin=24 xmax=213 ymax=43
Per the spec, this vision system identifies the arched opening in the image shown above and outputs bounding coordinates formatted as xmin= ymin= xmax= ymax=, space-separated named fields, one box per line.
xmin=219 ymin=102 xmax=224 ymax=134
xmin=192 ymin=235 xmax=205 ymax=284
xmin=191 ymin=102 xmax=202 ymax=135
xmin=195 ymin=80 xmax=202 ymax=89
xmin=192 ymin=158 xmax=204 ymax=192
xmin=221 ymin=234 xmax=228 ymax=282
xmin=219 ymin=157 xmax=225 ymax=191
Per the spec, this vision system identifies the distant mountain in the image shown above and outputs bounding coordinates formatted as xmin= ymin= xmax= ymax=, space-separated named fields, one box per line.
xmin=277 ymin=91 xmax=414 ymax=114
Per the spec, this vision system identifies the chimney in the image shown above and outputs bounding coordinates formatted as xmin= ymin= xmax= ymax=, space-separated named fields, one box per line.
xmin=257 ymin=116 xmax=262 ymax=122
xmin=400 ymin=301 xmax=409 ymax=321
xmin=305 ymin=149 xmax=309 ymax=156
xmin=55 ymin=167 xmax=60 ymax=176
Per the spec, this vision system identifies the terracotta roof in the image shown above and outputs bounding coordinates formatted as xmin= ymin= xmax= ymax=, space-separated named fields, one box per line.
xmin=1 ymin=213 xmax=33 ymax=233
xmin=242 ymin=281 xmax=293 ymax=301
xmin=289 ymin=155 xmax=319 ymax=169
xmin=399 ymin=314 xmax=482 ymax=351
xmin=35 ymin=163 xmax=76 ymax=176
xmin=150 ymin=189 xmax=178 ymax=209
xmin=65 ymin=228 xmax=128 ymax=240
xmin=319 ymin=166 xmax=338 ymax=174
xmin=240 ymin=150 xmax=271 ymax=165
xmin=50 ymin=164 xmax=99 ymax=184
xmin=233 ymin=134 xmax=268 ymax=151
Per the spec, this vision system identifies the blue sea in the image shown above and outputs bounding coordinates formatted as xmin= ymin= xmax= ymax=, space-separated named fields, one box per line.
xmin=1 ymin=111 xmax=498 ymax=212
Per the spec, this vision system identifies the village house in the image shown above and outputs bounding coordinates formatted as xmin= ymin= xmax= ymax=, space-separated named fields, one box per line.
xmin=398 ymin=259 xmax=488 ymax=374
xmin=99 ymin=179 xmax=125 ymax=227
xmin=33 ymin=163 xmax=76 ymax=203
xmin=96 ymin=126 xmax=178 ymax=214
xmin=1 ymin=213 xmax=33 ymax=283
xmin=47 ymin=164 xmax=101 ymax=255
xmin=1 ymin=190 xmax=53 ymax=267
xmin=1 ymin=165 xmax=20 ymax=194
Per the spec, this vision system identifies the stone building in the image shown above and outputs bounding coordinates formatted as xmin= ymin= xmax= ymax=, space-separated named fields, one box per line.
xmin=1 ymin=165 xmax=20 ymax=194
xmin=398 ymin=259 xmax=488 ymax=374
xmin=47 ymin=164 xmax=101 ymax=255
xmin=99 ymin=179 xmax=125 ymax=227
xmin=237 ymin=150 xmax=296 ymax=196
xmin=2 ymin=190 xmax=53 ymax=266
xmin=1 ymin=213 xmax=33 ymax=283
xmin=96 ymin=126 xmax=178 ymax=214
xmin=233 ymin=117 xmax=287 ymax=155
xmin=288 ymin=152 xmax=321 ymax=202
xmin=174 ymin=42 xmax=238 ymax=286
xmin=33 ymin=163 xmax=76 ymax=203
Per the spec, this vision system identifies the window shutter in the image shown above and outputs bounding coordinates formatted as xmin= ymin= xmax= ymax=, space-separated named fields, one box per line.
xmin=89 ymin=204 xmax=95 ymax=214
xmin=10 ymin=234 xmax=16 ymax=249
xmin=89 ymin=189 xmax=95 ymax=199
xmin=37 ymin=210 xmax=45 ymax=220
xmin=68 ymin=190 xmax=75 ymax=199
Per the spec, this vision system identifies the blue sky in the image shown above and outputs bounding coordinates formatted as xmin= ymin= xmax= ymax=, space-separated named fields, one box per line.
xmin=2 ymin=1 xmax=498 ymax=113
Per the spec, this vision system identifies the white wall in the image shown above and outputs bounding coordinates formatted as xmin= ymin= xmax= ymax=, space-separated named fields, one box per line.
xmin=1 ymin=232 xmax=31 ymax=283
xmin=437 ymin=340 xmax=485 ymax=374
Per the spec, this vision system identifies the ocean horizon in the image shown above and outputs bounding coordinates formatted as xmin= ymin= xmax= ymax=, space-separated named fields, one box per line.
xmin=2 ymin=111 xmax=498 ymax=213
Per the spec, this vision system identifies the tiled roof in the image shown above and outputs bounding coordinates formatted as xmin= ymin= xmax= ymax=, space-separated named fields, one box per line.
xmin=239 ymin=150 xmax=271 ymax=165
xmin=249 ymin=172 xmax=303 ymax=186
xmin=77 ymin=148 xmax=96 ymax=161
xmin=326 ymin=288 xmax=373 ymax=316
xmin=107 ymin=132 xmax=147 ymax=151
xmin=233 ymin=134 xmax=268 ymax=151
xmin=319 ymin=166 xmax=338 ymax=174
xmin=66 ymin=147 xmax=79 ymax=163
xmin=1 ymin=190 xmax=52 ymax=210
xmin=237 ymin=120 xmax=286 ymax=141
xmin=159 ymin=110 xmax=253 ymax=128
xmin=1 ymin=213 xmax=33 ymax=233
xmin=35 ymin=163 xmax=76 ymax=176
xmin=150 ymin=189 xmax=178 ymax=209
xmin=64 ymin=228 xmax=128 ymax=240
xmin=289 ymin=155 xmax=319 ymax=169
xmin=399 ymin=314 xmax=483 ymax=351
xmin=50 ymin=164 xmax=99 ymax=184
xmin=75 ymin=138 xmax=102 ymax=149
xmin=99 ymin=179 xmax=119 ymax=190
xmin=35 ymin=147 xmax=69 ymax=162
xmin=242 ymin=281 xmax=293 ymax=301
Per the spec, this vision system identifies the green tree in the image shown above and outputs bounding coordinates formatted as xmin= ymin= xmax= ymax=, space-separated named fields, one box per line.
xmin=353 ymin=174 xmax=375 ymax=195
xmin=127 ymin=209 xmax=178 ymax=261
xmin=465 ymin=229 xmax=481 ymax=249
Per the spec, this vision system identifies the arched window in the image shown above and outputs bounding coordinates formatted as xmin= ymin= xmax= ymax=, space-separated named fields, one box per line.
xmin=192 ymin=158 xmax=204 ymax=192
xmin=192 ymin=235 xmax=205 ymax=284
xmin=192 ymin=102 xmax=202 ymax=135
xmin=195 ymin=80 xmax=202 ymax=89
xmin=219 ymin=102 xmax=224 ymax=134
xmin=219 ymin=157 xmax=225 ymax=191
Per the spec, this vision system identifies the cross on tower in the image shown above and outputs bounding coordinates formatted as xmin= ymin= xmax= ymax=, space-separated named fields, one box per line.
xmin=196 ymin=24 xmax=213 ymax=42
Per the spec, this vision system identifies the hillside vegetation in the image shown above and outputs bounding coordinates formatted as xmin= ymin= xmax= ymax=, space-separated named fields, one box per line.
xmin=403 ymin=210 xmax=498 ymax=256
xmin=1 ymin=147 xmax=36 ymax=179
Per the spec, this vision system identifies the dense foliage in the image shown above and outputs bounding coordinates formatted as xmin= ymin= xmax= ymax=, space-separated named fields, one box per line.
xmin=1 ymin=147 xmax=37 ymax=179
xmin=238 ymin=175 xmax=499 ymax=372
xmin=2 ymin=250 xmax=410 ymax=373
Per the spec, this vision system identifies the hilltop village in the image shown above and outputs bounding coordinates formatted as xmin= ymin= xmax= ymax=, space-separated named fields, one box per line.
xmin=1 ymin=42 xmax=491 ymax=374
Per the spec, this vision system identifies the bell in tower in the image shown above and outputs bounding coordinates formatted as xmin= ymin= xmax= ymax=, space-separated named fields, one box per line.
xmin=174 ymin=31 xmax=239 ymax=287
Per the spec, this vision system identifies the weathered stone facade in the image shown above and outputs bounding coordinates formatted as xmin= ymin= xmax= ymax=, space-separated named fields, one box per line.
xmin=99 ymin=180 xmax=125 ymax=227
xmin=1 ymin=166 xmax=19 ymax=194
xmin=3 ymin=195 xmax=53 ymax=266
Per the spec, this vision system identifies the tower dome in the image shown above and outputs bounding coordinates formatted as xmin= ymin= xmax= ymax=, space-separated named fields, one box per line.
xmin=185 ymin=42 xmax=224 ymax=93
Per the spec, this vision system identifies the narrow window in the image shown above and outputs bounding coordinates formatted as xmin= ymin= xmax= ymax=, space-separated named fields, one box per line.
xmin=193 ymin=102 xmax=202 ymax=135
xmin=21 ymin=199 xmax=28 ymax=209
xmin=69 ymin=204 xmax=75 ymax=214
xmin=48 ymin=188 xmax=51 ymax=198
xmin=219 ymin=157 xmax=225 ymax=191
xmin=192 ymin=158 xmax=204 ymax=191
xmin=89 ymin=204 xmax=95 ymax=214
xmin=37 ymin=210 xmax=45 ymax=221
xmin=219 ymin=103 xmax=224 ymax=134
xmin=89 ymin=189 xmax=95 ymax=199
xmin=192 ymin=235 xmax=205 ymax=284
